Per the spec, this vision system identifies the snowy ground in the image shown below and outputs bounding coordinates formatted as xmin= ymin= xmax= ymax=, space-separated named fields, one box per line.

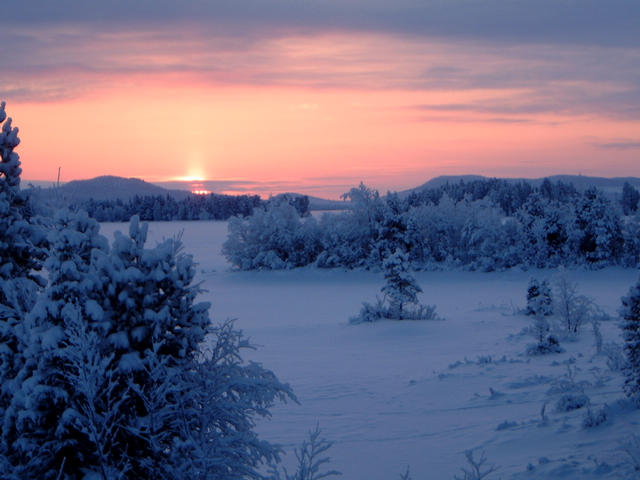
xmin=101 ymin=221 xmax=640 ymax=479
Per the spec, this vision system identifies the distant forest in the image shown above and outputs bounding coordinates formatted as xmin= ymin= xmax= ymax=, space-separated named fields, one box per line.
xmin=31 ymin=190 xmax=311 ymax=222
xmin=27 ymin=176 xmax=640 ymax=270
xmin=222 ymin=178 xmax=640 ymax=271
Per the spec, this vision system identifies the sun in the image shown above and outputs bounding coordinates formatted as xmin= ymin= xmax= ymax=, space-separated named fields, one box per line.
xmin=175 ymin=175 xmax=206 ymax=182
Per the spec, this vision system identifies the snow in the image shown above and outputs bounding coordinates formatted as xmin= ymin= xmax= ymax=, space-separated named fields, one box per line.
xmin=99 ymin=220 xmax=640 ymax=479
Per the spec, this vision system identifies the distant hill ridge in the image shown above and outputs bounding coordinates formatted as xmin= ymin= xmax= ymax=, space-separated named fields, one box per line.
xmin=39 ymin=175 xmax=192 ymax=202
xmin=403 ymin=174 xmax=640 ymax=197
xmin=25 ymin=174 xmax=640 ymax=206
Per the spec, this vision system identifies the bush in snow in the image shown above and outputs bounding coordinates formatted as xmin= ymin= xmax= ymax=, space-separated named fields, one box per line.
xmin=350 ymin=250 xmax=438 ymax=323
xmin=621 ymin=434 xmax=640 ymax=473
xmin=525 ymin=278 xmax=553 ymax=316
xmin=602 ymin=342 xmax=627 ymax=372
xmin=582 ymin=404 xmax=609 ymax=428
xmin=526 ymin=315 xmax=563 ymax=356
xmin=554 ymin=392 xmax=590 ymax=413
xmin=268 ymin=424 xmax=341 ymax=480
xmin=453 ymin=450 xmax=499 ymax=480
xmin=3 ymin=214 xmax=295 ymax=479
xmin=553 ymin=274 xmax=595 ymax=335
xmin=621 ymin=277 xmax=640 ymax=405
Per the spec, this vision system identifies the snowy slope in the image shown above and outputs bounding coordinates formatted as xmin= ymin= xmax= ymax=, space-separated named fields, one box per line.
xmin=99 ymin=221 xmax=640 ymax=479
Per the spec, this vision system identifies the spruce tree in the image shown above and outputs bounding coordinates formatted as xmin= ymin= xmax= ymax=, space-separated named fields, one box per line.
xmin=3 ymin=209 xmax=109 ymax=478
xmin=381 ymin=249 xmax=422 ymax=319
xmin=6 ymin=215 xmax=294 ymax=479
xmin=621 ymin=279 xmax=640 ymax=404
xmin=351 ymin=249 xmax=438 ymax=323
xmin=0 ymin=102 xmax=46 ymax=429
xmin=526 ymin=278 xmax=553 ymax=316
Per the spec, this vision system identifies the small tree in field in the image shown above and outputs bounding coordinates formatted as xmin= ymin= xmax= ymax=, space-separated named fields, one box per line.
xmin=381 ymin=250 xmax=422 ymax=319
xmin=554 ymin=275 xmax=594 ymax=334
xmin=621 ymin=278 xmax=640 ymax=404
xmin=351 ymin=249 xmax=438 ymax=323
xmin=526 ymin=278 xmax=553 ymax=316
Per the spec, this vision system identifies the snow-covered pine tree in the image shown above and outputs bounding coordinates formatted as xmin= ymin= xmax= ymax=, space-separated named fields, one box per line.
xmin=574 ymin=187 xmax=623 ymax=264
xmin=381 ymin=249 xmax=422 ymax=319
xmin=621 ymin=182 xmax=640 ymax=215
xmin=621 ymin=278 xmax=640 ymax=404
xmin=2 ymin=209 xmax=109 ymax=478
xmin=5 ymin=214 xmax=294 ymax=478
xmin=0 ymin=101 xmax=46 ymax=430
xmin=88 ymin=216 xmax=293 ymax=478
xmin=526 ymin=278 xmax=553 ymax=316
xmin=95 ymin=217 xmax=295 ymax=478
xmin=351 ymin=249 xmax=438 ymax=323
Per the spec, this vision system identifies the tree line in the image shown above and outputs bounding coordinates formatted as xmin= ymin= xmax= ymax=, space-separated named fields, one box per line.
xmin=223 ymin=180 xmax=640 ymax=271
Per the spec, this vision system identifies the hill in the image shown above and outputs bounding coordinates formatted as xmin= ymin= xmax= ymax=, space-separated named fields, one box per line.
xmin=29 ymin=176 xmax=192 ymax=202
xmin=402 ymin=174 xmax=640 ymax=197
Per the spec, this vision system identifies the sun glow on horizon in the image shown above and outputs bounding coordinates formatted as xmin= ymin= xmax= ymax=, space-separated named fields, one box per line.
xmin=173 ymin=175 xmax=207 ymax=182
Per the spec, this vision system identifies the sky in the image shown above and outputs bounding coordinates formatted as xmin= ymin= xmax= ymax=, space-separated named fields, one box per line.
xmin=2 ymin=1 xmax=639 ymax=199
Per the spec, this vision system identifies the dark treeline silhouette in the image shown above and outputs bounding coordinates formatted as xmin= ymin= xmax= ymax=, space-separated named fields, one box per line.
xmin=75 ymin=193 xmax=263 ymax=221
xmin=61 ymin=192 xmax=311 ymax=222
xmin=406 ymin=177 xmax=579 ymax=216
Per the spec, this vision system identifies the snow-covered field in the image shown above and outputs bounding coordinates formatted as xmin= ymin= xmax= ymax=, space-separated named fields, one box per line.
xmin=101 ymin=221 xmax=640 ymax=479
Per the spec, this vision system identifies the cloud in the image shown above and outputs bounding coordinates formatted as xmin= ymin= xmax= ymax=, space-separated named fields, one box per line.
xmin=5 ymin=1 xmax=640 ymax=48
xmin=1 ymin=3 xmax=638 ymax=123
xmin=595 ymin=140 xmax=640 ymax=150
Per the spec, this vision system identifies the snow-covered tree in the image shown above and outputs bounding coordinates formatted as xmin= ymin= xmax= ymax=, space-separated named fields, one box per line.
xmin=573 ymin=188 xmax=623 ymax=264
xmin=351 ymin=249 xmax=438 ymax=323
xmin=0 ymin=101 xmax=46 ymax=428
xmin=2 ymin=209 xmax=108 ymax=478
xmin=4 ymin=215 xmax=294 ymax=478
xmin=526 ymin=278 xmax=553 ymax=316
xmin=526 ymin=315 xmax=563 ymax=356
xmin=554 ymin=275 xmax=594 ymax=334
xmin=621 ymin=278 xmax=640 ymax=404
xmin=223 ymin=200 xmax=321 ymax=269
xmin=621 ymin=182 xmax=640 ymax=215
xmin=381 ymin=250 xmax=422 ymax=319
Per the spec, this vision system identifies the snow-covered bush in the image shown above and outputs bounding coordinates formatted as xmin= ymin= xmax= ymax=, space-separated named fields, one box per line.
xmin=350 ymin=250 xmax=438 ymax=323
xmin=621 ymin=434 xmax=640 ymax=472
xmin=526 ymin=278 xmax=553 ymax=316
xmin=453 ymin=450 xmax=499 ymax=480
xmin=603 ymin=342 xmax=627 ymax=372
xmin=582 ymin=404 xmax=609 ymax=428
xmin=621 ymin=277 xmax=640 ymax=404
xmin=526 ymin=316 xmax=563 ymax=356
xmin=268 ymin=425 xmax=340 ymax=480
xmin=223 ymin=200 xmax=321 ymax=269
xmin=3 ymin=215 xmax=294 ymax=479
xmin=553 ymin=275 xmax=595 ymax=335
xmin=555 ymin=392 xmax=590 ymax=412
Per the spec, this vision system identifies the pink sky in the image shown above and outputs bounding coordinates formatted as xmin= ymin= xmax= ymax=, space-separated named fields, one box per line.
xmin=3 ymin=5 xmax=640 ymax=198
